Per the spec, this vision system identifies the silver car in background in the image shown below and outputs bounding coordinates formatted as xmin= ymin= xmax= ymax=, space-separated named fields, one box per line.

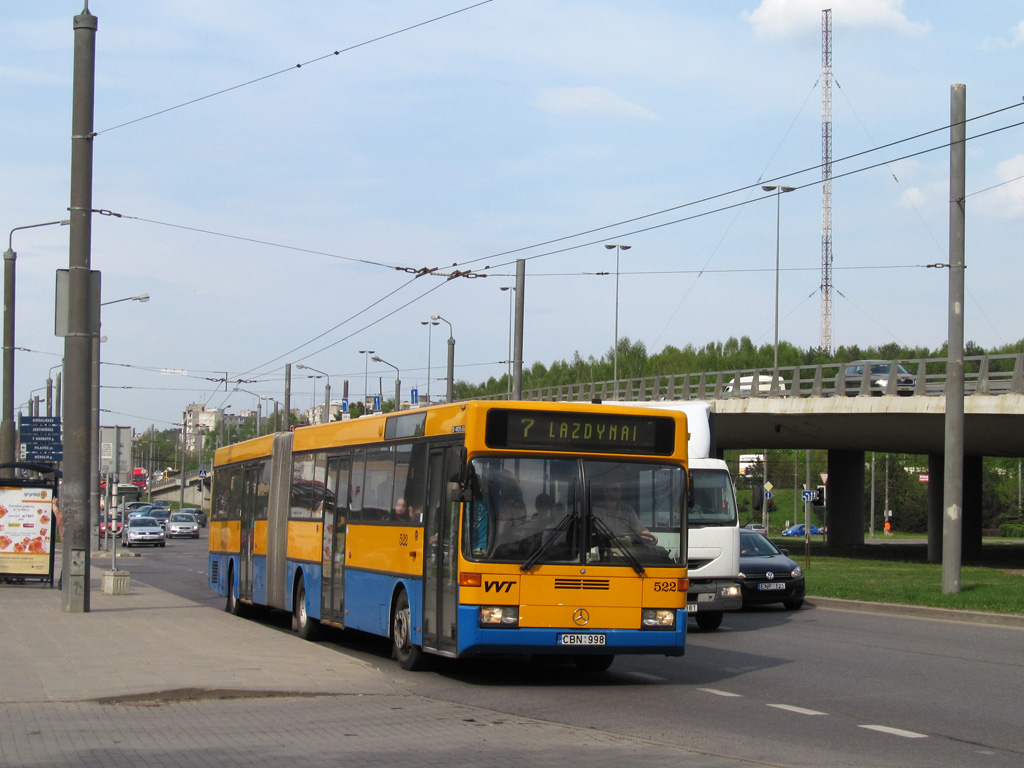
xmin=836 ymin=360 xmax=916 ymax=396
xmin=122 ymin=516 xmax=166 ymax=548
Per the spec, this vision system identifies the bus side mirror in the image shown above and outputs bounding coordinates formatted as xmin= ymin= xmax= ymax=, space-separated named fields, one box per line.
xmin=448 ymin=446 xmax=467 ymax=484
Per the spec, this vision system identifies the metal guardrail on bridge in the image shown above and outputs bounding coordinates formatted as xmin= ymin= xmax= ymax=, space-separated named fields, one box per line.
xmin=488 ymin=354 xmax=1024 ymax=403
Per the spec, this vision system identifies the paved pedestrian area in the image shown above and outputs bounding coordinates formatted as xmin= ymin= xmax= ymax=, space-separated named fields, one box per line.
xmin=1 ymin=567 xmax=754 ymax=768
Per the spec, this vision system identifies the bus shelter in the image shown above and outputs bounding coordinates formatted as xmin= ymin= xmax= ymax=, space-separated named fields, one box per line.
xmin=0 ymin=463 xmax=60 ymax=587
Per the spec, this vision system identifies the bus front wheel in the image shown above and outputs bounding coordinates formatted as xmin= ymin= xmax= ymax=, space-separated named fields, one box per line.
xmin=392 ymin=590 xmax=426 ymax=671
xmin=574 ymin=655 xmax=614 ymax=672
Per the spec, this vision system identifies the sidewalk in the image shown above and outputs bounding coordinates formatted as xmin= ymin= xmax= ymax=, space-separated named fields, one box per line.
xmin=1 ymin=563 xmax=751 ymax=768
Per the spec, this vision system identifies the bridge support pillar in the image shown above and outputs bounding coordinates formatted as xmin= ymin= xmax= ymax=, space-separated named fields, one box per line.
xmin=928 ymin=455 xmax=943 ymax=563
xmin=825 ymin=450 xmax=864 ymax=548
xmin=926 ymin=454 xmax=983 ymax=562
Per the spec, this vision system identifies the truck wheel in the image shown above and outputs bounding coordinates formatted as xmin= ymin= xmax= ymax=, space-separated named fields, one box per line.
xmin=695 ymin=610 xmax=723 ymax=631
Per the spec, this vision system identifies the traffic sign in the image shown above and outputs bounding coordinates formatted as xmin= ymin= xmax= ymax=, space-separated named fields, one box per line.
xmin=763 ymin=481 xmax=774 ymax=493
xmin=764 ymin=491 xmax=773 ymax=500
xmin=802 ymin=490 xmax=819 ymax=502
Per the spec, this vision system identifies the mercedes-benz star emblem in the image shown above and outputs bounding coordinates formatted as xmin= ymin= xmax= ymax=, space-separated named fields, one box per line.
xmin=573 ymin=608 xmax=590 ymax=626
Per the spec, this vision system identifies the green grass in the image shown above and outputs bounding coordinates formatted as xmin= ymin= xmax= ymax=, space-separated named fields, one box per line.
xmin=789 ymin=543 xmax=1024 ymax=614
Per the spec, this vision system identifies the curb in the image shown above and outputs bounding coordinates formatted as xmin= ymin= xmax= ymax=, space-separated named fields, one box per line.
xmin=807 ymin=596 xmax=1024 ymax=628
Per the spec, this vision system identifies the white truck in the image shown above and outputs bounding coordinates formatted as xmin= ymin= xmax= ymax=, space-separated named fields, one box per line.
xmin=610 ymin=400 xmax=741 ymax=630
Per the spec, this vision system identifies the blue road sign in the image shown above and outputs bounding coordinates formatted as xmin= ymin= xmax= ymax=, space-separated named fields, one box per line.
xmin=411 ymin=387 xmax=419 ymax=405
xmin=802 ymin=490 xmax=819 ymax=502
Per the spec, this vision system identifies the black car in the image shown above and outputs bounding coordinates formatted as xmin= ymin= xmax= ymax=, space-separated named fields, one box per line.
xmin=738 ymin=530 xmax=805 ymax=610
xmin=147 ymin=509 xmax=171 ymax=530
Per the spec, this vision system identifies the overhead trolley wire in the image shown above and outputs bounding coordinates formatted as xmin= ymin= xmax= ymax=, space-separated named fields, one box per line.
xmin=94 ymin=1 xmax=496 ymax=136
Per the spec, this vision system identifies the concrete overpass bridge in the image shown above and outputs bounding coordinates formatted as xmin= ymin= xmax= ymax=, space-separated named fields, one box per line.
xmin=499 ymin=354 xmax=1024 ymax=562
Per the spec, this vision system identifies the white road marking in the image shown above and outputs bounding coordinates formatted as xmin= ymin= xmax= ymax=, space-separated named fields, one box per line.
xmin=859 ymin=725 xmax=928 ymax=739
xmin=767 ymin=704 xmax=828 ymax=716
xmin=698 ymin=688 xmax=742 ymax=697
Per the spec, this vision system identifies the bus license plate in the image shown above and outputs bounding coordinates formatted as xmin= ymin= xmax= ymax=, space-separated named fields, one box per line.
xmin=758 ymin=582 xmax=786 ymax=591
xmin=686 ymin=603 xmax=699 ymax=613
xmin=559 ymin=633 xmax=606 ymax=646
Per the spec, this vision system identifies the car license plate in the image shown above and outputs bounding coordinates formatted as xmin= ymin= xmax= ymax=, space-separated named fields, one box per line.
xmin=686 ymin=603 xmax=699 ymax=613
xmin=758 ymin=582 xmax=786 ymax=591
xmin=559 ymin=633 xmax=606 ymax=646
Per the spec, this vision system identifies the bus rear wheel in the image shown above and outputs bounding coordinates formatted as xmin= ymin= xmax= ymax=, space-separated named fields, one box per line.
xmin=293 ymin=574 xmax=319 ymax=641
xmin=392 ymin=590 xmax=426 ymax=671
xmin=226 ymin=564 xmax=244 ymax=616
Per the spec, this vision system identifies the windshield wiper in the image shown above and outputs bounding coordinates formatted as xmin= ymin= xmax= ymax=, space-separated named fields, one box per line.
xmin=520 ymin=509 xmax=577 ymax=573
xmin=590 ymin=516 xmax=646 ymax=577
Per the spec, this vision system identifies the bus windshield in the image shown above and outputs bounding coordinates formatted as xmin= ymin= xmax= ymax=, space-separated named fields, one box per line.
xmin=463 ymin=456 xmax=685 ymax=567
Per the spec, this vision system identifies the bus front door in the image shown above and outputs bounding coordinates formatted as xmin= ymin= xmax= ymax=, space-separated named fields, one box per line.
xmin=321 ymin=454 xmax=349 ymax=625
xmin=422 ymin=445 xmax=460 ymax=656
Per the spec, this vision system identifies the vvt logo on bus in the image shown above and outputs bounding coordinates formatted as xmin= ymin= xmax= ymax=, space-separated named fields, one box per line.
xmin=484 ymin=580 xmax=515 ymax=593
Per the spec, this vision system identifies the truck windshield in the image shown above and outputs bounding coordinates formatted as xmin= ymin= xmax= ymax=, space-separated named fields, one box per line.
xmin=463 ymin=456 xmax=685 ymax=567
xmin=688 ymin=468 xmax=738 ymax=527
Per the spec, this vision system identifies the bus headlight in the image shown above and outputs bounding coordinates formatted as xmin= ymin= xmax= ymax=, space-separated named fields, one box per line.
xmin=479 ymin=606 xmax=519 ymax=627
xmin=640 ymin=609 xmax=676 ymax=629
xmin=721 ymin=584 xmax=741 ymax=598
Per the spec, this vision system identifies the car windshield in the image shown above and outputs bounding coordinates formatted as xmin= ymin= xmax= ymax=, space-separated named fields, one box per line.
xmin=870 ymin=363 xmax=910 ymax=375
xmin=170 ymin=513 xmax=193 ymax=522
xmin=131 ymin=518 xmax=158 ymax=528
xmin=463 ymin=456 xmax=685 ymax=567
xmin=741 ymin=532 xmax=781 ymax=556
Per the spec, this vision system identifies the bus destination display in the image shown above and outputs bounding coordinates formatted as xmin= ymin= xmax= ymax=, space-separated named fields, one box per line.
xmin=486 ymin=409 xmax=675 ymax=455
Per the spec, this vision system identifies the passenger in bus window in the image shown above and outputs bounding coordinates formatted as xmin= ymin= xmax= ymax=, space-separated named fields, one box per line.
xmin=593 ymin=482 xmax=658 ymax=544
xmin=393 ymin=497 xmax=417 ymax=523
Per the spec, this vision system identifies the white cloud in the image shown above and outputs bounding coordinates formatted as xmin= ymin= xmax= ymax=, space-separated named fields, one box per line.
xmin=982 ymin=155 xmax=1024 ymax=220
xmin=532 ymin=86 xmax=658 ymax=121
xmin=981 ymin=20 xmax=1024 ymax=50
xmin=743 ymin=0 xmax=929 ymax=39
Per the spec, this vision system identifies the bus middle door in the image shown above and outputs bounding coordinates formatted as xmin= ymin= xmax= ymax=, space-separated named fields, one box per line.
xmin=239 ymin=464 xmax=258 ymax=602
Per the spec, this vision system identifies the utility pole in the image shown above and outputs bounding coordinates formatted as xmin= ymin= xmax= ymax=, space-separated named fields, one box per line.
xmin=943 ymin=84 xmax=967 ymax=594
xmin=61 ymin=4 xmax=98 ymax=613
xmin=512 ymin=259 xmax=525 ymax=399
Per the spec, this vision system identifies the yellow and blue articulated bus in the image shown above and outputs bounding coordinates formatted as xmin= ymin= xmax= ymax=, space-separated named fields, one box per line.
xmin=209 ymin=400 xmax=690 ymax=672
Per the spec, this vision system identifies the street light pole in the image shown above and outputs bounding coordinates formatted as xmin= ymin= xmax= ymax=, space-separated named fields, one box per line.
xmin=372 ymin=355 xmax=401 ymax=411
xmin=358 ymin=350 xmax=375 ymax=413
xmin=419 ymin=321 xmax=438 ymax=403
xmin=431 ymin=313 xmax=455 ymax=403
xmin=604 ymin=244 xmax=631 ymax=385
xmin=762 ymin=185 xmax=795 ymax=375
xmin=296 ymin=364 xmax=332 ymax=423
xmin=92 ymin=292 xmax=149 ymax=552
xmin=500 ymin=286 xmax=514 ymax=398
xmin=2 ymin=220 xmax=70 ymax=475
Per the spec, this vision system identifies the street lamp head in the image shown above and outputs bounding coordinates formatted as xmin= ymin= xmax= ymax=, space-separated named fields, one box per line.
xmin=430 ymin=313 xmax=442 ymax=321
xmin=421 ymin=320 xmax=438 ymax=326
xmin=371 ymin=355 xmax=382 ymax=362
xmin=605 ymin=243 xmax=631 ymax=251
xmin=763 ymin=185 xmax=796 ymax=193
xmin=358 ymin=349 xmax=375 ymax=355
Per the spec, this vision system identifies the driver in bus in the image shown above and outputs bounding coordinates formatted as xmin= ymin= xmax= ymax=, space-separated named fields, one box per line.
xmin=593 ymin=482 xmax=657 ymax=545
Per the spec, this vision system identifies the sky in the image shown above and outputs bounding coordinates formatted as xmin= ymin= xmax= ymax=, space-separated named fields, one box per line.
xmin=4 ymin=1 xmax=1023 ymax=435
